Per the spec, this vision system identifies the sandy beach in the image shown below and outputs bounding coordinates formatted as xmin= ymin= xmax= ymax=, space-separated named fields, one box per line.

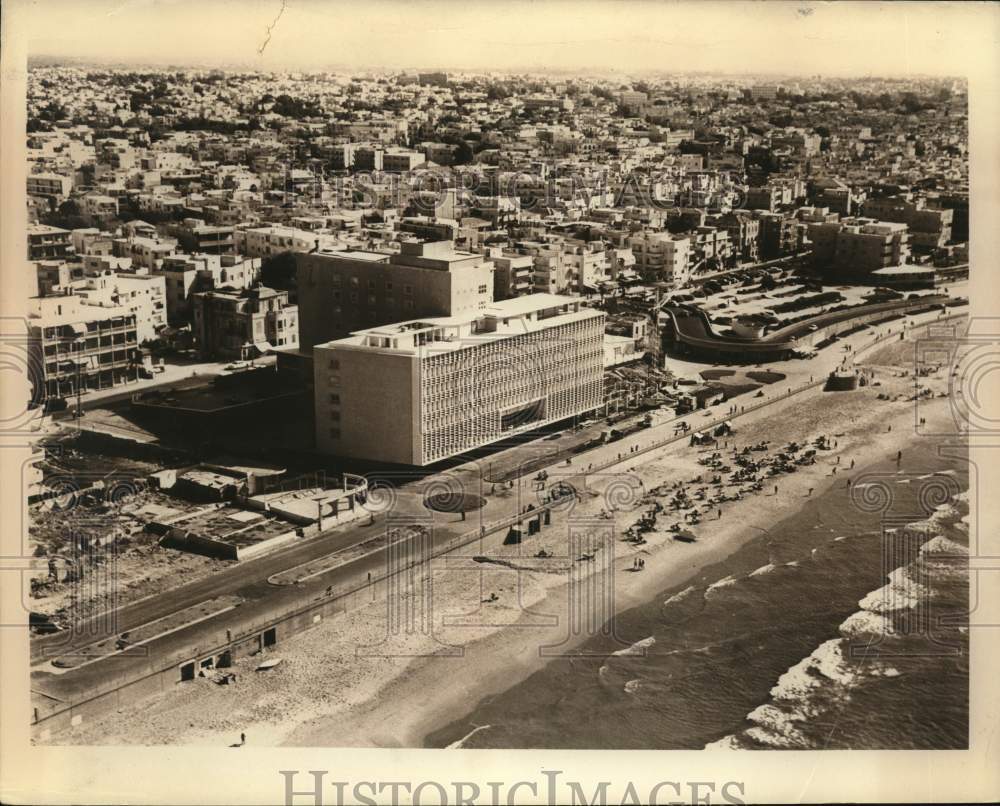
xmin=51 ymin=312 xmax=965 ymax=749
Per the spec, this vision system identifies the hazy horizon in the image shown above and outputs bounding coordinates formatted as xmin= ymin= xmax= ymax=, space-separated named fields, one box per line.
xmin=18 ymin=0 xmax=995 ymax=79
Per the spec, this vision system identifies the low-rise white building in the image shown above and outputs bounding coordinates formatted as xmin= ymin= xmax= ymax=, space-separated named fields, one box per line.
xmin=628 ymin=231 xmax=692 ymax=286
xmin=72 ymin=269 xmax=167 ymax=344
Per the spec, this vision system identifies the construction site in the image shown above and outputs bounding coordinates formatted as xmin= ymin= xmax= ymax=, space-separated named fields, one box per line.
xmin=27 ymin=433 xmax=369 ymax=632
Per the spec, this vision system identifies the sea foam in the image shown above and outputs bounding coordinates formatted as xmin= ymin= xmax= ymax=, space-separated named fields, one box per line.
xmin=705 ymin=575 xmax=738 ymax=596
xmin=745 ymin=704 xmax=810 ymax=748
xmin=840 ymin=609 xmax=895 ymax=639
xmin=612 ymin=636 xmax=656 ymax=657
xmin=664 ymin=586 xmax=696 ymax=606
xmin=858 ymin=567 xmax=930 ymax=613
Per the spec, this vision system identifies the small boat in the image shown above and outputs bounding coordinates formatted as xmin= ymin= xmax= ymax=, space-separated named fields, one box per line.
xmin=673 ymin=531 xmax=698 ymax=544
xmin=255 ymin=658 xmax=284 ymax=672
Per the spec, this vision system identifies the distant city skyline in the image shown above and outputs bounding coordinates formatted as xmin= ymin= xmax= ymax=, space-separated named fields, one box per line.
xmin=19 ymin=0 xmax=992 ymax=78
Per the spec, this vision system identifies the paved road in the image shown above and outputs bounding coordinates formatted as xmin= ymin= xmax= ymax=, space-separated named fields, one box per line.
xmin=31 ymin=495 xmax=428 ymax=661
xmin=30 ymin=425 xmax=571 ymax=664
xmin=35 ymin=301 xmax=961 ymax=665
xmin=30 ymin=303 xmax=966 ymax=711
xmin=31 ymin=494 xmax=564 ymax=705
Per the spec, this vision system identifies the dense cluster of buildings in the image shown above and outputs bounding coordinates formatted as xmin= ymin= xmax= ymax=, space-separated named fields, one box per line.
xmin=25 ymin=67 xmax=967 ymax=460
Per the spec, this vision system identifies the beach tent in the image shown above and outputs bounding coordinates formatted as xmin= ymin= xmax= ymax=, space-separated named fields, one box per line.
xmin=690 ymin=431 xmax=712 ymax=445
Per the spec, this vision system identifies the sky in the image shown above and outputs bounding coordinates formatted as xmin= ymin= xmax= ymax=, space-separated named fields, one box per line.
xmin=14 ymin=0 xmax=999 ymax=77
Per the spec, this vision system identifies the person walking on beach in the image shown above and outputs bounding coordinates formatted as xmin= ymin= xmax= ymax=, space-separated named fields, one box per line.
xmin=718 ymin=508 xmax=722 ymax=519
xmin=774 ymin=485 xmax=778 ymax=495
xmin=850 ymin=459 xmax=855 ymax=469
xmin=240 ymin=732 xmax=245 ymax=745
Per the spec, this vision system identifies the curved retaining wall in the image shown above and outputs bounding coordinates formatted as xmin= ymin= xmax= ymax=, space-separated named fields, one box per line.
xmin=661 ymin=295 xmax=956 ymax=363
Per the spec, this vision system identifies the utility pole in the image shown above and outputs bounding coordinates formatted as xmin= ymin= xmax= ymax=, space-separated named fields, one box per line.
xmin=76 ymin=360 xmax=82 ymax=424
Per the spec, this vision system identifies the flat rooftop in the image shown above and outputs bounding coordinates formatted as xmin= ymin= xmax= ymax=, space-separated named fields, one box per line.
xmin=482 ymin=293 xmax=580 ymax=318
xmin=872 ymin=265 xmax=936 ymax=275
xmin=329 ymin=250 xmax=391 ymax=262
xmin=317 ymin=294 xmax=604 ymax=356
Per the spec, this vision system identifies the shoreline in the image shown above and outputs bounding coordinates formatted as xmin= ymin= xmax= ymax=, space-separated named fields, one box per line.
xmin=52 ymin=333 xmax=963 ymax=748
xmin=282 ymin=391 xmax=959 ymax=748
xmin=427 ymin=432 xmax=969 ymax=750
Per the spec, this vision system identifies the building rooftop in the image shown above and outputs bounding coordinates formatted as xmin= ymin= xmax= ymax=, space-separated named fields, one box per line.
xmin=328 ymin=250 xmax=391 ymax=262
xmin=871 ymin=265 xmax=934 ymax=276
xmin=29 ymin=224 xmax=70 ymax=235
xmin=317 ymin=293 xmax=603 ymax=356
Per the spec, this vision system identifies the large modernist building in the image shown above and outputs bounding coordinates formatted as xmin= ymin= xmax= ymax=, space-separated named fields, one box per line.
xmin=295 ymin=240 xmax=494 ymax=348
xmin=313 ymin=294 xmax=605 ymax=465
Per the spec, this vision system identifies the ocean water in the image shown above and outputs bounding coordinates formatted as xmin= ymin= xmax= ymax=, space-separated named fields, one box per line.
xmin=428 ymin=439 xmax=969 ymax=750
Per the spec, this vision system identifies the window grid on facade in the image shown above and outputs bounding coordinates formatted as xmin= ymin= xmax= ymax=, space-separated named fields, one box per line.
xmin=418 ymin=317 xmax=603 ymax=463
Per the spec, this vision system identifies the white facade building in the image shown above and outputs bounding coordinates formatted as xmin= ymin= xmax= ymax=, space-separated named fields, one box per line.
xmin=313 ymin=294 xmax=605 ymax=465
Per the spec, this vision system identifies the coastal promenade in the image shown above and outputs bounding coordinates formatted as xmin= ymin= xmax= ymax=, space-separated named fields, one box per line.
xmin=29 ymin=304 xmax=967 ymax=739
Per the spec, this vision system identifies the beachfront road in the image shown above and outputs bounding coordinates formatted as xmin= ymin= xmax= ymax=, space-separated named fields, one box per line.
xmin=30 ymin=306 xmax=964 ymax=705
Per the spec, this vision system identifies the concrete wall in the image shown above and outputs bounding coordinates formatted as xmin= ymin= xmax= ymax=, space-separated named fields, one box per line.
xmin=313 ymin=344 xmax=418 ymax=463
